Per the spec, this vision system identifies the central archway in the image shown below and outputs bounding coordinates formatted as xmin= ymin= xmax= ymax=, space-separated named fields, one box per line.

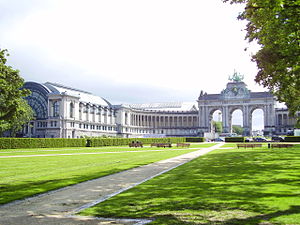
xmin=230 ymin=109 xmax=243 ymax=135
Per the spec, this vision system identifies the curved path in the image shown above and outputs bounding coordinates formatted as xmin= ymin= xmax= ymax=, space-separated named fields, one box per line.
xmin=0 ymin=143 xmax=224 ymax=225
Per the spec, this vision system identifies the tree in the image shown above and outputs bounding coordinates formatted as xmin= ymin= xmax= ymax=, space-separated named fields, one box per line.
xmin=224 ymin=0 xmax=300 ymax=126
xmin=0 ymin=49 xmax=33 ymax=136
xmin=232 ymin=124 xmax=244 ymax=135
xmin=212 ymin=121 xmax=223 ymax=133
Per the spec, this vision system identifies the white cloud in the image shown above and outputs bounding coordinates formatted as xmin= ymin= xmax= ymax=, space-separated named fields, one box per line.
xmin=1 ymin=0 xmax=267 ymax=102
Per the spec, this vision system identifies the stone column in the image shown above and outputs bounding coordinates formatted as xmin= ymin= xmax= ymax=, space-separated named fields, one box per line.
xmin=104 ymin=108 xmax=108 ymax=124
xmin=98 ymin=107 xmax=102 ymax=123
xmin=47 ymin=100 xmax=51 ymax=118
xmin=222 ymin=106 xmax=230 ymax=133
xmin=132 ymin=114 xmax=135 ymax=126
xmin=249 ymin=112 xmax=252 ymax=135
xmin=127 ymin=112 xmax=131 ymax=126
xmin=269 ymin=104 xmax=276 ymax=134
xmin=264 ymin=105 xmax=268 ymax=127
xmin=243 ymin=105 xmax=250 ymax=136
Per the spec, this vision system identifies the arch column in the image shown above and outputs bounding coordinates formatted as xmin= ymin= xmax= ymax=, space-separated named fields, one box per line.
xmin=243 ymin=105 xmax=250 ymax=136
xmin=222 ymin=106 xmax=230 ymax=133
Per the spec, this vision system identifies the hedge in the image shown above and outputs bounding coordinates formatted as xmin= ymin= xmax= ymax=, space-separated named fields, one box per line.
xmin=284 ymin=136 xmax=300 ymax=142
xmin=225 ymin=137 xmax=245 ymax=142
xmin=185 ymin=137 xmax=205 ymax=142
xmin=0 ymin=136 xmax=207 ymax=149
xmin=0 ymin=138 xmax=86 ymax=149
xmin=88 ymin=137 xmax=186 ymax=147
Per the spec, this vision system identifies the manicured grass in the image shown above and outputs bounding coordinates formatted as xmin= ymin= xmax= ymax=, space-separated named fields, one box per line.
xmin=0 ymin=146 xmax=203 ymax=205
xmin=81 ymin=144 xmax=300 ymax=225
xmin=0 ymin=143 xmax=214 ymax=156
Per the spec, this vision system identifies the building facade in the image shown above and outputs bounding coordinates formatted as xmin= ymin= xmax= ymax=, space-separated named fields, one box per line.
xmin=198 ymin=80 xmax=276 ymax=136
xmin=22 ymin=80 xmax=298 ymax=138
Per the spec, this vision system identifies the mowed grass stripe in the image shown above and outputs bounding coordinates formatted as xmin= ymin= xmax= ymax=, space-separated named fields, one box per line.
xmin=0 ymin=147 xmax=201 ymax=205
xmin=80 ymin=144 xmax=300 ymax=225
xmin=0 ymin=143 xmax=215 ymax=156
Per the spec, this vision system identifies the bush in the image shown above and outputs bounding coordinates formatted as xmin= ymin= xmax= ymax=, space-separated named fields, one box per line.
xmin=284 ymin=136 xmax=300 ymax=142
xmin=225 ymin=137 xmax=245 ymax=142
xmin=0 ymin=138 xmax=86 ymax=149
xmin=0 ymin=136 xmax=205 ymax=149
xmin=88 ymin=137 xmax=186 ymax=147
xmin=185 ymin=137 xmax=205 ymax=142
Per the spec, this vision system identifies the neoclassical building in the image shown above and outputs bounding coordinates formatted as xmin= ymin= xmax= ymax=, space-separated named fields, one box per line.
xmin=23 ymin=82 xmax=199 ymax=138
xmin=22 ymin=77 xmax=298 ymax=138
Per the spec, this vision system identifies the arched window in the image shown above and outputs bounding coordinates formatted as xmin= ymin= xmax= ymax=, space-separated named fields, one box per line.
xmin=53 ymin=101 xmax=59 ymax=117
xmin=70 ymin=102 xmax=74 ymax=118
xmin=24 ymin=89 xmax=48 ymax=119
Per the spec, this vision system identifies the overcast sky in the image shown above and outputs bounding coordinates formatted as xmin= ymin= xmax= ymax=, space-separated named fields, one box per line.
xmin=0 ymin=0 xmax=268 ymax=129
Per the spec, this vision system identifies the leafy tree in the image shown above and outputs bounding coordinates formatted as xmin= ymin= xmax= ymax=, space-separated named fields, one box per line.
xmin=232 ymin=124 xmax=244 ymax=135
xmin=0 ymin=49 xmax=33 ymax=136
xmin=224 ymin=0 xmax=300 ymax=126
xmin=212 ymin=121 xmax=223 ymax=133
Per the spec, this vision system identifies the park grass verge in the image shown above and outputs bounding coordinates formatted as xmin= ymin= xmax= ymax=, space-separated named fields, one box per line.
xmin=0 ymin=147 xmax=203 ymax=205
xmin=80 ymin=144 xmax=300 ymax=225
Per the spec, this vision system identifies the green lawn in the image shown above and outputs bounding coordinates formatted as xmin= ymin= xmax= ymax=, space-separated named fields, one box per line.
xmin=0 ymin=142 xmax=214 ymax=156
xmin=81 ymin=144 xmax=300 ymax=225
xmin=0 ymin=145 xmax=207 ymax=205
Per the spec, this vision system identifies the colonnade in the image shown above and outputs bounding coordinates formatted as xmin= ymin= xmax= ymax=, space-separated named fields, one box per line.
xmin=125 ymin=113 xmax=198 ymax=128
xmin=276 ymin=111 xmax=299 ymax=134
xmin=79 ymin=104 xmax=115 ymax=125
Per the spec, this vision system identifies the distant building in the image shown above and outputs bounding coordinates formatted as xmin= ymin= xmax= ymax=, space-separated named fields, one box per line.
xmin=22 ymin=82 xmax=198 ymax=138
xmin=275 ymin=108 xmax=300 ymax=135
xmin=22 ymin=78 xmax=298 ymax=138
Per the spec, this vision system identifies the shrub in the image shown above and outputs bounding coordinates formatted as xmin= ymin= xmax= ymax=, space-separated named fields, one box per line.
xmin=0 ymin=138 xmax=86 ymax=149
xmin=284 ymin=136 xmax=300 ymax=142
xmin=185 ymin=137 xmax=205 ymax=142
xmin=88 ymin=137 xmax=186 ymax=147
xmin=225 ymin=137 xmax=245 ymax=142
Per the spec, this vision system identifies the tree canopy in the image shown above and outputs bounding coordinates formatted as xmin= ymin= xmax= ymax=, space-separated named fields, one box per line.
xmin=232 ymin=124 xmax=244 ymax=135
xmin=0 ymin=49 xmax=33 ymax=136
xmin=212 ymin=121 xmax=223 ymax=133
xmin=224 ymin=0 xmax=300 ymax=126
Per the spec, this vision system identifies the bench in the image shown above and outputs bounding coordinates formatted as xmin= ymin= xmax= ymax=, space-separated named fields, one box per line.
xmin=129 ymin=142 xmax=143 ymax=147
xmin=237 ymin=143 xmax=262 ymax=149
xmin=151 ymin=143 xmax=172 ymax=148
xmin=176 ymin=143 xmax=190 ymax=148
xmin=271 ymin=144 xmax=294 ymax=148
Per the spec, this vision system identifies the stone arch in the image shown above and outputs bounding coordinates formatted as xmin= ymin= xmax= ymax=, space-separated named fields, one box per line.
xmin=229 ymin=107 xmax=244 ymax=134
xmin=208 ymin=108 xmax=222 ymax=132
xmin=249 ymin=106 xmax=265 ymax=135
xmin=198 ymin=80 xmax=276 ymax=136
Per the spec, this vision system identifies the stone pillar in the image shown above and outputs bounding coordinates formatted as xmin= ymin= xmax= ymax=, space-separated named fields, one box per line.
xmin=222 ymin=106 xmax=230 ymax=133
xmin=243 ymin=105 xmax=250 ymax=136
xmin=104 ymin=108 xmax=108 ymax=124
xmin=269 ymin=104 xmax=276 ymax=134
xmin=127 ymin=112 xmax=131 ymax=126
xmin=48 ymin=100 xmax=51 ymax=118
xmin=133 ymin=114 xmax=136 ymax=126
xmin=98 ymin=107 xmax=102 ymax=123
xmin=209 ymin=114 xmax=213 ymax=132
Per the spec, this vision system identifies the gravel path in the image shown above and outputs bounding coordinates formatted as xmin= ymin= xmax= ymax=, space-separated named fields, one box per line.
xmin=0 ymin=143 xmax=224 ymax=225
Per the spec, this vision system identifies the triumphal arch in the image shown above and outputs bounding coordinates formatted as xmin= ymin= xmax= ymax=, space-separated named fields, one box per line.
xmin=197 ymin=73 xmax=276 ymax=136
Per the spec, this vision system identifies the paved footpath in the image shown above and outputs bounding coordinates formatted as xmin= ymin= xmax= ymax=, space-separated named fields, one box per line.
xmin=0 ymin=143 xmax=224 ymax=225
